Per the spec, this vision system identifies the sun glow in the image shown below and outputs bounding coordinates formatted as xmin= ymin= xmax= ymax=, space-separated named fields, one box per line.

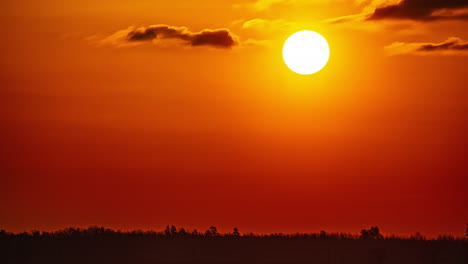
xmin=282 ymin=30 xmax=330 ymax=75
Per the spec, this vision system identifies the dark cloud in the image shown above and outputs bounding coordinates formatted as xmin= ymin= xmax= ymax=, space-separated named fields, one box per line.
xmin=126 ymin=25 xmax=238 ymax=48
xmin=417 ymin=37 xmax=468 ymax=51
xmin=385 ymin=37 xmax=468 ymax=55
xmin=190 ymin=30 xmax=237 ymax=47
xmin=369 ymin=0 xmax=468 ymax=21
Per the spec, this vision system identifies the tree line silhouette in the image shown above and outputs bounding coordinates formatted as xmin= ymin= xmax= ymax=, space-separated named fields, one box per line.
xmin=2 ymin=225 xmax=467 ymax=264
xmin=0 ymin=225 xmax=465 ymax=241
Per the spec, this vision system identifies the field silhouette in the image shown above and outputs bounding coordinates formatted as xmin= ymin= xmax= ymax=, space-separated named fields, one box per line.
xmin=1 ymin=226 xmax=467 ymax=264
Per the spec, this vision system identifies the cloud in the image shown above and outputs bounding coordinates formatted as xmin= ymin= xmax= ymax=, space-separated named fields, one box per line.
xmin=384 ymin=37 xmax=468 ymax=55
xmin=236 ymin=18 xmax=300 ymax=46
xmin=326 ymin=12 xmax=371 ymax=24
xmin=326 ymin=0 xmax=402 ymax=24
xmin=101 ymin=24 xmax=239 ymax=48
xmin=368 ymin=0 xmax=468 ymax=21
xmin=242 ymin=18 xmax=271 ymax=29
xmin=329 ymin=0 xmax=468 ymax=24
xmin=241 ymin=18 xmax=298 ymax=31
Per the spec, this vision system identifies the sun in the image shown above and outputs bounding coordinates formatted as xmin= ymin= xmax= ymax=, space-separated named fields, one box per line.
xmin=282 ymin=30 xmax=330 ymax=75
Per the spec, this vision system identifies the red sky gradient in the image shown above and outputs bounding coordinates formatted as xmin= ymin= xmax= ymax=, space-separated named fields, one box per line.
xmin=1 ymin=0 xmax=467 ymax=237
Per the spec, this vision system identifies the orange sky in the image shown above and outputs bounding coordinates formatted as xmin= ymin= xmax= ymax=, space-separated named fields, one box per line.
xmin=1 ymin=0 xmax=467 ymax=236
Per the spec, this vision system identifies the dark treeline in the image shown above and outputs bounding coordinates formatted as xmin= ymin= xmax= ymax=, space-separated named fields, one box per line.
xmin=1 ymin=225 xmax=467 ymax=264
xmin=0 ymin=225 xmax=465 ymax=241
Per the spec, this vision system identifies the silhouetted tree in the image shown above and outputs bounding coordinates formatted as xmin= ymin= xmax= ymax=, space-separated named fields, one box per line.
xmin=209 ymin=226 xmax=218 ymax=236
xmin=32 ymin=230 xmax=40 ymax=238
xmin=465 ymin=223 xmax=468 ymax=238
xmin=179 ymin=228 xmax=187 ymax=236
xmin=164 ymin=225 xmax=171 ymax=236
xmin=319 ymin=230 xmax=327 ymax=239
xmin=360 ymin=226 xmax=383 ymax=240
xmin=361 ymin=229 xmax=369 ymax=239
xmin=86 ymin=226 xmax=107 ymax=236
xmin=411 ymin=232 xmax=425 ymax=240
xmin=437 ymin=234 xmax=455 ymax=240
xmin=233 ymin=227 xmax=240 ymax=237
xmin=170 ymin=225 xmax=178 ymax=236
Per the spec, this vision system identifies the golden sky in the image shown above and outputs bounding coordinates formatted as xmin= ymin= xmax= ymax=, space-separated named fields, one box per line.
xmin=1 ymin=0 xmax=467 ymax=236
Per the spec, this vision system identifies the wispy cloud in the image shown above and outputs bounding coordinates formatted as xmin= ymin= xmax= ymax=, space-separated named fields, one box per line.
xmin=99 ymin=24 xmax=239 ymax=49
xmin=333 ymin=0 xmax=468 ymax=23
xmin=369 ymin=0 xmax=468 ymax=21
xmin=238 ymin=18 xmax=314 ymax=45
xmin=241 ymin=18 xmax=298 ymax=31
xmin=384 ymin=37 xmax=468 ymax=56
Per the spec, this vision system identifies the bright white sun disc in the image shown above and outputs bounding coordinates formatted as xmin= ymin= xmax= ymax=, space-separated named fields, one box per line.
xmin=282 ymin=30 xmax=330 ymax=75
